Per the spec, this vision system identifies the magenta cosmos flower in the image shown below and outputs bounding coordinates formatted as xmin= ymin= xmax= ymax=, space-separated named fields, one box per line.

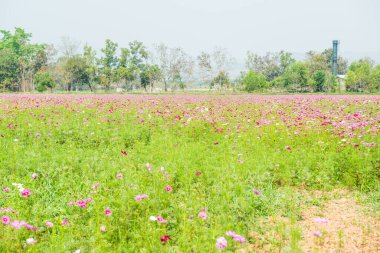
xmin=104 ymin=208 xmax=112 ymax=216
xmin=160 ymin=235 xmax=172 ymax=244
xmin=1 ymin=215 xmax=10 ymax=225
xmin=116 ymin=173 xmax=123 ymax=179
xmin=21 ymin=188 xmax=31 ymax=197
xmin=165 ymin=185 xmax=172 ymax=192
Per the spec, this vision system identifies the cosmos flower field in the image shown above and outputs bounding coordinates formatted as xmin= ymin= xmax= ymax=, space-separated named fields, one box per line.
xmin=0 ymin=94 xmax=379 ymax=252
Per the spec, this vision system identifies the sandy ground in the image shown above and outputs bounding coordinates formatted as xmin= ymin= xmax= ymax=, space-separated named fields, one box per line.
xmin=245 ymin=190 xmax=380 ymax=252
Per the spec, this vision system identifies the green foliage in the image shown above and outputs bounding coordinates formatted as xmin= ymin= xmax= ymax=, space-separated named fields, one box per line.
xmin=0 ymin=48 xmax=19 ymax=90
xmin=245 ymin=51 xmax=295 ymax=81
xmin=345 ymin=59 xmax=373 ymax=92
xmin=0 ymin=27 xmax=47 ymax=91
xmin=64 ymin=56 xmax=90 ymax=91
xmin=369 ymin=65 xmax=380 ymax=92
xmin=312 ymin=70 xmax=326 ymax=92
xmin=34 ymin=71 xmax=56 ymax=92
xmin=281 ymin=62 xmax=309 ymax=91
xmin=241 ymin=70 xmax=268 ymax=92
xmin=140 ymin=64 xmax=161 ymax=91
xmin=211 ymin=71 xmax=229 ymax=89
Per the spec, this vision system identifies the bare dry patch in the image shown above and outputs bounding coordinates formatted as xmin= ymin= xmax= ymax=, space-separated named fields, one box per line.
xmin=299 ymin=192 xmax=380 ymax=253
xmin=245 ymin=190 xmax=379 ymax=252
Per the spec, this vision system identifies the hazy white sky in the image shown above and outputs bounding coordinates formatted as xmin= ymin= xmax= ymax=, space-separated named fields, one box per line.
xmin=1 ymin=0 xmax=379 ymax=60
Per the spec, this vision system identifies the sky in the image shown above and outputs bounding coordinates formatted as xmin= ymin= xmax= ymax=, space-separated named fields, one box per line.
xmin=1 ymin=0 xmax=380 ymax=63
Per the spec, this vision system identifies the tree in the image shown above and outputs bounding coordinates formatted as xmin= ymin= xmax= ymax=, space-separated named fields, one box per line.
xmin=197 ymin=51 xmax=212 ymax=86
xmin=305 ymin=49 xmax=348 ymax=77
xmin=116 ymin=41 xmax=149 ymax=90
xmin=140 ymin=64 xmax=161 ymax=91
xmin=312 ymin=70 xmax=326 ymax=92
xmin=154 ymin=43 xmax=193 ymax=91
xmin=369 ymin=65 xmax=380 ymax=92
xmin=281 ymin=62 xmax=310 ymax=92
xmin=0 ymin=49 xmax=19 ymax=91
xmin=345 ymin=59 xmax=373 ymax=92
xmin=83 ymin=44 xmax=98 ymax=91
xmin=59 ymin=36 xmax=80 ymax=58
xmin=64 ymin=56 xmax=90 ymax=91
xmin=34 ymin=71 xmax=56 ymax=92
xmin=245 ymin=51 xmax=295 ymax=81
xmin=211 ymin=71 xmax=230 ymax=89
xmin=241 ymin=70 xmax=267 ymax=92
xmin=0 ymin=28 xmax=47 ymax=91
xmin=99 ymin=39 xmax=118 ymax=90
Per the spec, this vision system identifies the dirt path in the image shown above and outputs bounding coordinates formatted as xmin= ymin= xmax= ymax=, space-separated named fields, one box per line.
xmin=246 ymin=191 xmax=380 ymax=252
xmin=299 ymin=192 xmax=380 ymax=253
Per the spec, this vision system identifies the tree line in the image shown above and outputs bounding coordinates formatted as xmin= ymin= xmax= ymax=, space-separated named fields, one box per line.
xmin=1 ymin=27 xmax=379 ymax=93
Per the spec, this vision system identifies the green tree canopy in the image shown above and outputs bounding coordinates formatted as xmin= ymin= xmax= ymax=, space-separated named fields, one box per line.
xmin=34 ymin=71 xmax=56 ymax=92
xmin=241 ymin=70 xmax=268 ymax=92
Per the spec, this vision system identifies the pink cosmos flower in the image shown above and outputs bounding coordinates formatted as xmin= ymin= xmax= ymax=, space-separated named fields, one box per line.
xmin=233 ymin=235 xmax=246 ymax=244
xmin=198 ymin=212 xmax=207 ymax=220
xmin=21 ymin=188 xmax=31 ymax=197
xmin=285 ymin=146 xmax=292 ymax=150
xmin=105 ymin=208 xmax=112 ymax=216
xmin=196 ymin=171 xmax=202 ymax=176
xmin=100 ymin=225 xmax=106 ymax=232
xmin=201 ymin=207 xmax=207 ymax=211
xmin=11 ymin=220 xmax=24 ymax=229
xmin=226 ymin=231 xmax=236 ymax=237
xmin=26 ymin=224 xmax=36 ymax=231
xmin=92 ymin=183 xmax=100 ymax=189
xmin=46 ymin=221 xmax=53 ymax=228
xmin=156 ymin=216 xmax=168 ymax=224
xmin=3 ymin=188 xmax=10 ymax=192
xmin=165 ymin=185 xmax=172 ymax=192
xmin=1 ymin=215 xmax=10 ymax=225
xmin=26 ymin=238 xmax=37 ymax=245
xmin=86 ymin=198 xmax=93 ymax=203
xmin=116 ymin=173 xmax=123 ymax=179
xmin=146 ymin=163 xmax=151 ymax=173
xmin=62 ymin=219 xmax=68 ymax=226
xmin=253 ymin=189 xmax=262 ymax=196
xmin=313 ymin=217 xmax=329 ymax=224
xmin=32 ymin=173 xmax=38 ymax=180
xmin=215 ymin=237 xmax=228 ymax=249
xmin=313 ymin=231 xmax=321 ymax=237
xmin=135 ymin=194 xmax=148 ymax=202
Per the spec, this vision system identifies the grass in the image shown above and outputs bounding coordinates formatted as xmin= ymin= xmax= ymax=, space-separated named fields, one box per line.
xmin=0 ymin=94 xmax=379 ymax=252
